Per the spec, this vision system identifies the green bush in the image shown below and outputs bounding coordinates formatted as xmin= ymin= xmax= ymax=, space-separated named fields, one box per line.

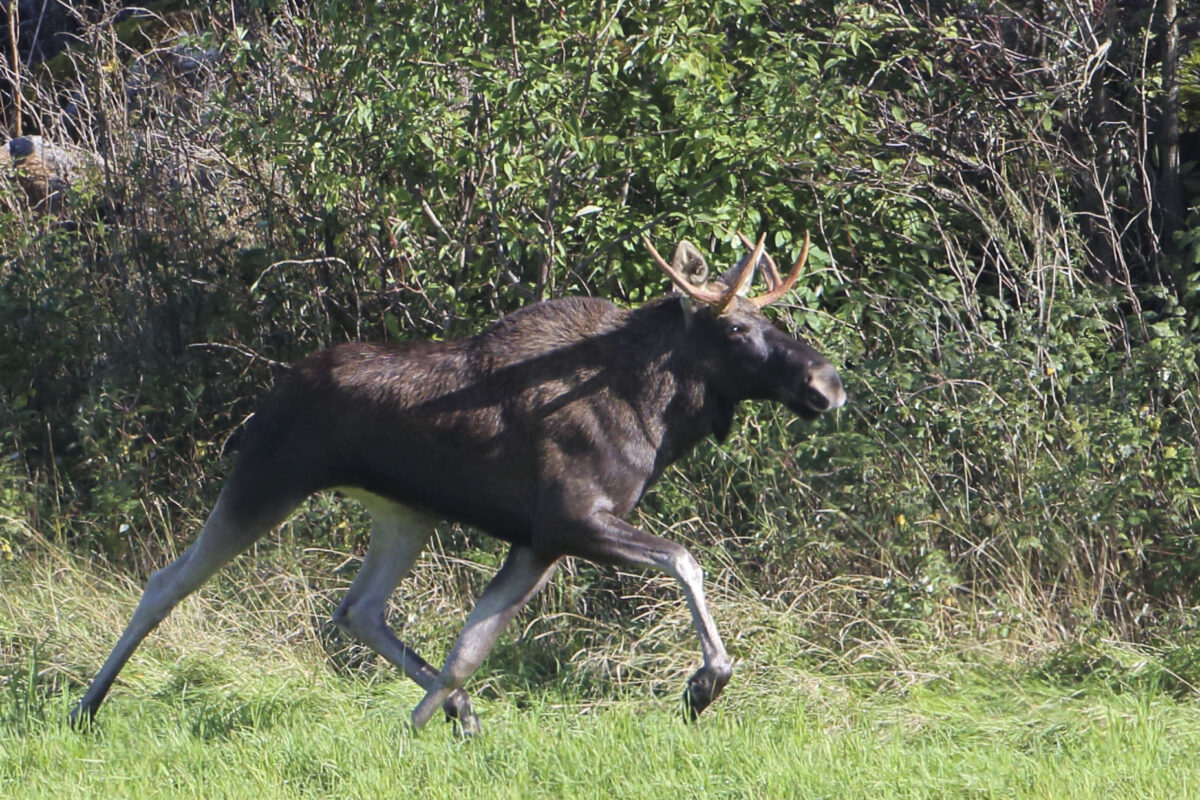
xmin=0 ymin=0 xmax=1197 ymax=639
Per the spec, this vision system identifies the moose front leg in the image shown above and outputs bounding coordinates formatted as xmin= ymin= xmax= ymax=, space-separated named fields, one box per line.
xmin=551 ymin=511 xmax=733 ymax=721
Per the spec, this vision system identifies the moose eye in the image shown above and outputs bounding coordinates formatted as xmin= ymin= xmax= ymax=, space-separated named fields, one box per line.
xmin=728 ymin=324 xmax=747 ymax=335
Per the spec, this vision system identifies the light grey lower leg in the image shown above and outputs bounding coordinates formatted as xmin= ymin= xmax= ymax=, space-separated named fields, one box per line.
xmin=650 ymin=547 xmax=732 ymax=719
xmin=410 ymin=545 xmax=557 ymax=729
xmin=70 ymin=493 xmax=273 ymax=724
xmin=331 ymin=500 xmax=439 ymax=688
xmin=664 ymin=550 xmax=729 ymax=674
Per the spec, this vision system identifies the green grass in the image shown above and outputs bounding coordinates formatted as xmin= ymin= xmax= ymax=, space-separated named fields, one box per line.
xmin=4 ymin=546 xmax=1200 ymax=799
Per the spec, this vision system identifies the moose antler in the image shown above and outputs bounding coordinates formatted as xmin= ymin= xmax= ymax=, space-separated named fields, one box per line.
xmin=643 ymin=233 xmax=765 ymax=315
xmin=739 ymin=231 xmax=809 ymax=309
xmin=734 ymin=231 xmax=783 ymax=290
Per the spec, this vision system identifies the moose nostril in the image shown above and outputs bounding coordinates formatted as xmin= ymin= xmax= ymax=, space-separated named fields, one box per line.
xmin=808 ymin=363 xmax=846 ymax=410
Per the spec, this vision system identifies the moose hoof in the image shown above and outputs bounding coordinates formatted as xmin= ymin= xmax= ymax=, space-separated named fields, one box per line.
xmin=682 ymin=663 xmax=732 ymax=722
xmin=67 ymin=694 xmax=105 ymax=731
xmin=442 ymin=690 xmax=481 ymax=738
xmin=67 ymin=704 xmax=94 ymax=731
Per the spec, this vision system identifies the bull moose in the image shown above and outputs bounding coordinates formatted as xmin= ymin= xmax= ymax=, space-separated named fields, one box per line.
xmin=69 ymin=231 xmax=845 ymax=736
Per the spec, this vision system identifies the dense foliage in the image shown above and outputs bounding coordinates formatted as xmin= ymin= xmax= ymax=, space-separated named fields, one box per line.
xmin=1 ymin=0 xmax=1198 ymax=639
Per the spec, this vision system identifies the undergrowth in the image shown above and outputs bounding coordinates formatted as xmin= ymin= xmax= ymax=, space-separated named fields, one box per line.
xmin=3 ymin=1 xmax=1199 ymax=641
xmin=5 ymin=529 xmax=1200 ymax=719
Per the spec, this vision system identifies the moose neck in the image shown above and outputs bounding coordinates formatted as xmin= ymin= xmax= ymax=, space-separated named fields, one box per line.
xmin=624 ymin=297 xmax=739 ymax=477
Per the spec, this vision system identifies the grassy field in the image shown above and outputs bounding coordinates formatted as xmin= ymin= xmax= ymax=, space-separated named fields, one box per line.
xmin=4 ymin=543 xmax=1200 ymax=799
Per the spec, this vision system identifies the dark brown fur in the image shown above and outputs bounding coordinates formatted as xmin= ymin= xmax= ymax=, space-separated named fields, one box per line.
xmin=226 ymin=297 xmax=737 ymax=546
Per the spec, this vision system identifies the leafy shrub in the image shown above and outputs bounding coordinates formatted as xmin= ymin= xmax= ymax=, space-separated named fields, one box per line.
xmin=0 ymin=0 xmax=1197 ymax=641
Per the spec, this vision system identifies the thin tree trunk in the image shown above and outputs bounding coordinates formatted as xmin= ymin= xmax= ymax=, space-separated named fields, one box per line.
xmin=1158 ymin=0 xmax=1183 ymax=275
xmin=7 ymin=0 xmax=21 ymax=136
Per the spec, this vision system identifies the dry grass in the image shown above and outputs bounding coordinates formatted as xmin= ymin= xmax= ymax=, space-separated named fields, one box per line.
xmin=1 ymin=512 xmax=1081 ymax=730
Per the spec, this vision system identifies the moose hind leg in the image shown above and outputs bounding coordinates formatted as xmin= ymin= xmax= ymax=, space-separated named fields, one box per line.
xmin=330 ymin=497 xmax=477 ymax=733
xmin=69 ymin=486 xmax=300 ymax=727
xmin=410 ymin=545 xmax=558 ymax=733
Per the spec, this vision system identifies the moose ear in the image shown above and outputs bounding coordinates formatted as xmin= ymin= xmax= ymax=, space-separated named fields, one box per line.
xmin=712 ymin=253 xmax=759 ymax=298
xmin=671 ymin=241 xmax=708 ymax=285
